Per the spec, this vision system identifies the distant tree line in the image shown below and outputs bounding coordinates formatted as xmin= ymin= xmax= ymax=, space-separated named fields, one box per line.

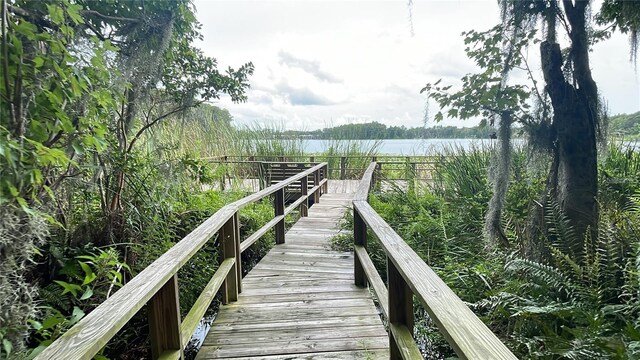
xmin=608 ymin=111 xmax=640 ymax=139
xmin=278 ymin=122 xmax=495 ymax=139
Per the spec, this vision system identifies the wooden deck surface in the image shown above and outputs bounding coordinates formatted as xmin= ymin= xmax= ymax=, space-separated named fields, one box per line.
xmin=196 ymin=192 xmax=389 ymax=359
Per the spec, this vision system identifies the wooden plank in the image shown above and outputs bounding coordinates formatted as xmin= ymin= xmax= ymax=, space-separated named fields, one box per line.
xmin=230 ymin=291 xmax=371 ymax=305
xmin=219 ymin=298 xmax=375 ymax=310
xmin=197 ymin=336 xmax=388 ymax=358
xmin=354 ymin=162 xmax=377 ymax=201
xmin=214 ymin=306 xmax=378 ymax=324
xmin=203 ymin=325 xmax=386 ymax=346
xmin=207 ymin=315 xmax=384 ymax=332
xmin=200 ymin=349 xmax=390 ymax=360
xmin=238 ymin=284 xmax=364 ymax=297
xmin=241 ymin=278 xmax=355 ymax=289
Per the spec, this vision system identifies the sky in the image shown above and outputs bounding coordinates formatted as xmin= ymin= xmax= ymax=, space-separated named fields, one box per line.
xmin=193 ymin=0 xmax=640 ymax=130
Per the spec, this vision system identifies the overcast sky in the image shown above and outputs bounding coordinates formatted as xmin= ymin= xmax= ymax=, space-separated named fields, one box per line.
xmin=193 ymin=0 xmax=640 ymax=130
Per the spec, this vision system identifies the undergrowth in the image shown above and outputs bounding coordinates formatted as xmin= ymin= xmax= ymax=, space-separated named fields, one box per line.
xmin=332 ymin=143 xmax=640 ymax=359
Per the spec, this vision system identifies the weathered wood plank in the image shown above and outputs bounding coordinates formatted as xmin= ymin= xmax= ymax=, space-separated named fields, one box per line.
xmin=197 ymin=336 xmax=388 ymax=358
xmin=206 ymin=315 xmax=384 ymax=333
xmin=230 ymin=291 xmax=371 ymax=305
xmin=201 ymin=349 xmax=390 ymax=360
xmin=203 ymin=325 xmax=386 ymax=346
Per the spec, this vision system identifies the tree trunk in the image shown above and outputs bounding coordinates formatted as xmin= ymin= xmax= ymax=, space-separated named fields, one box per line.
xmin=537 ymin=0 xmax=599 ymax=263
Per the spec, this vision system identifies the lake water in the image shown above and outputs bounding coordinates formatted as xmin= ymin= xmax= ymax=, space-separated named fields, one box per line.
xmin=302 ymin=139 xmax=501 ymax=155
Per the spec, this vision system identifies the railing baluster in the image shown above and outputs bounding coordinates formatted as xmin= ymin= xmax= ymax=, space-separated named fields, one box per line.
xmin=220 ymin=215 xmax=239 ymax=304
xmin=323 ymin=164 xmax=328 ymax=193
xmin=148 ymin=274 xmax=184 ymax=360
xmin=354 ymin=209 xmax=367 ymax=287
xmin=301 ymin=175 xmax=309 ymax=217
xmin=274 ymin=188 xmax=285 ymax=244
xmin=313 ymin=170 xmax=321 ymax=203
xmin=340 ymin=156 xmax=346 ymax=179
xmin=233 ymin=212 xmax=242 ymax=293
xmin=387 ymin=259 xmax=414 ymax=360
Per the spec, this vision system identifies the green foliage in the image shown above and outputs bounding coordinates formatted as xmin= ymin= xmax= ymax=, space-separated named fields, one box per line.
xmin=607 ymin=112 xmax=640 ymax=139
xmin=351 ymin=144 xmax=640 ymax=359
xmin=421 ymin=25 xmax=535 ymax=128
xmin=30 ymin=249 xmax=128 ymax=358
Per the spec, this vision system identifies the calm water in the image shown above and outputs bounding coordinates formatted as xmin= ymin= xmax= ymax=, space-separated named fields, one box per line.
xmin=302 ymin=138 xmax=501 ymax=155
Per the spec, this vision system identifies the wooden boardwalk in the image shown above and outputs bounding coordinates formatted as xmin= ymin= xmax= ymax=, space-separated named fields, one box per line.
xmin=196 ymin=192 xmax=389 ymax=359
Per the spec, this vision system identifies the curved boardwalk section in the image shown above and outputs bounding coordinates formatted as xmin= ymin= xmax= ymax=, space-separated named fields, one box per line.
xmin=196 ymin=192 xmax=389 ymax=359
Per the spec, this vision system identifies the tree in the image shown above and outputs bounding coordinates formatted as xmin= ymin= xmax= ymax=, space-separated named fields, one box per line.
xmin=423 ymin=0 xmax=640 ymax=262
xmin=0 ymin=0 xmax=252 ymax=351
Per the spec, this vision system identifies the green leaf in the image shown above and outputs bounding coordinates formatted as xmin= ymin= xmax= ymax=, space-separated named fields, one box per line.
xmin=28 ymin=319 xmax=43 ymax=331
xmin=79 ymin=286 xmax=93 ymax=300
xmin=3 ymin=339 xmax=12 ymax=356
xmin=54 ymin=280 xmax=82 ymax=297
xmin=69 ymin=306 xmax=85 ymax=325
xmin=66 ymin=3 xmax=84 ymax=25
xmin=79 ymin=261 xmax=97 ymax=286
xmin=33 ymin=56 xmax=44 ymax=68
xmin=41 ymin=313 xmax=65 ymax=330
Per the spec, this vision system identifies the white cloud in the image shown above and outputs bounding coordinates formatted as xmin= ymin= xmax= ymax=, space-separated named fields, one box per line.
xmin=195 ymin=0 xmax=640 ymax=130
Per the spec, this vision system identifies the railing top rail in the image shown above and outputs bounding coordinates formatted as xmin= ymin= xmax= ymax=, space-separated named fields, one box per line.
xmin=353 ymin=162 xmax=516 ymax=360
xmin=231 ymin=163 xmax=326 ymax=208
xmin=354 ymin=162 xmax=377 ymax=201
xmin=37 ymin=162 xmax=328 ymax=360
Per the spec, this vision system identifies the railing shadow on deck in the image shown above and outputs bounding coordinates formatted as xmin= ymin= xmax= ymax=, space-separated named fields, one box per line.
xmin=352 ymin=161 xmax=517 ymax=360
xmin=35 ymin=163 xmax=329 ymax=360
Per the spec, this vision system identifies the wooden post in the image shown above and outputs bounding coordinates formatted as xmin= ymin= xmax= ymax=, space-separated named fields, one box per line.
xmin=233 ymin=212 xmax=242 ymax=293
xmin=274 ymin=188 xmax=285 ymax=244
xmin=340 ymin=156 xmax=346 ymax=180
xmin=148 ymin=275 xmax=184 ymax=360
xmin=259 ymin=162 xmax=267 ymax=190
xmin=300 ymin=175 xmax=309 ymax=217
xmin=354 ymin=209 xmax=367 ymax=287
xmin=219 ymin=216 xmax=239 ymax=304
xmin=373 ymin=163 xmax=381 ymax=191
xmin=387 ymin=259 xmax=414 ymax=360
xmin=322 ymin=164 xmax=328 ymax=193
xmin=310 ymin=156 xmax=315 ymax=163
xmin=313 ymin=170 xmax=321 ymax=203
xmin=409 ymin=162 xmax=416 ymax=193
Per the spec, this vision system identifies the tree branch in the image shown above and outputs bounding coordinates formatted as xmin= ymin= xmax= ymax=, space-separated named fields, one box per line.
xmin=79 ymin=10 xmax=140 ymax=24
xmin=126 ymin=104 xmax=196 ymax=154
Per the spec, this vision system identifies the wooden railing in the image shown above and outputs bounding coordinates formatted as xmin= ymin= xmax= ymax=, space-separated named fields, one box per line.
xmin=352 ymin=162 xmax=517 ymax=360
xmin=36 ymin=163 xmax=329 ymax=360
xmin=205 ymin=155 xmax=438 ymax=181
